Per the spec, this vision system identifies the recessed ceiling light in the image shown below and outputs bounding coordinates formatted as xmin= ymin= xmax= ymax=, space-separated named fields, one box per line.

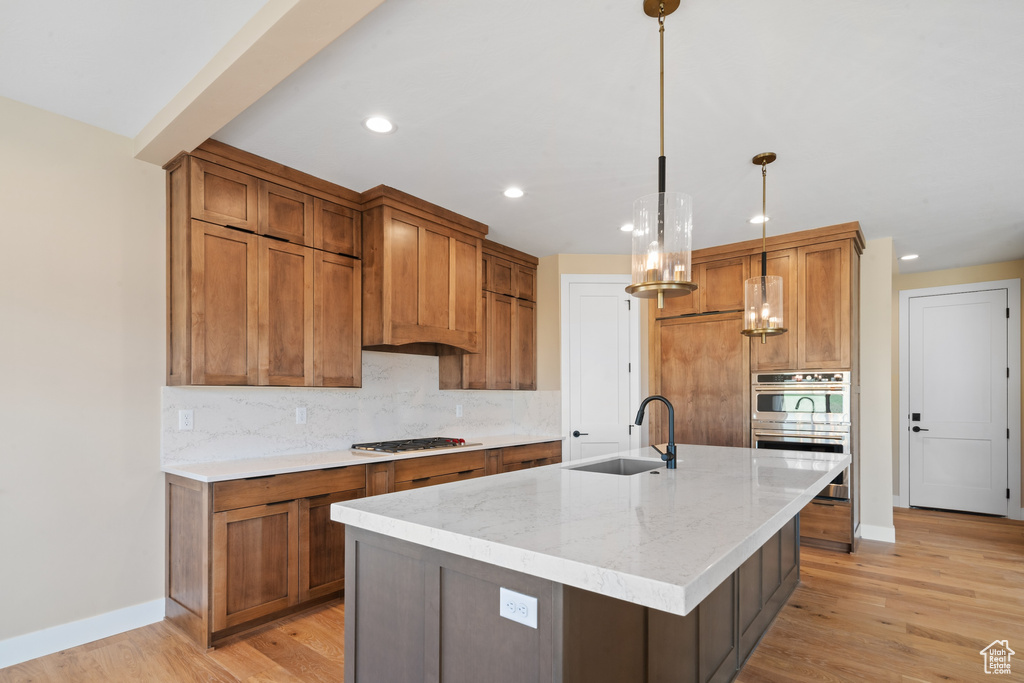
xmin=503 ymin=187 xmax=524 ymax=199
xmin=363 ymin=116 xmax=395 ymax=134
xmin=620 ymin=223 xmax=634 ymax=232
xmin=900 ymin=254 xmax=919 ymax=261
xmin=749 ymin=215 xmax=770 ymax=224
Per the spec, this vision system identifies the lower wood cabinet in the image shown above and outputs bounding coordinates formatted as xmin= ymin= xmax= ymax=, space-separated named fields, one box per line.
xmin=167 ymin=440 xmax=562 ymax=648
xmin=167 ymin=465 xmax=366 ymax=648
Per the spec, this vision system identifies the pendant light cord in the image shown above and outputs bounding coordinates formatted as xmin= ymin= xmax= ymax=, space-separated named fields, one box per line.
xmin=761 ymin=160 xmax=768 ymax=252
xmin=659 ymin=4 xmax=665 ymax=159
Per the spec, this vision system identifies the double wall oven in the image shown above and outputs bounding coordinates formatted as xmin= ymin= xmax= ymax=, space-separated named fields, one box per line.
xmin=751 ymin=371 xmax=851 ymax=500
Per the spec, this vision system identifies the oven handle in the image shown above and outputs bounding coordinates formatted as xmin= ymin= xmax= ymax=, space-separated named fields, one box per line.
xmin=752 ymin=430 xmax=848 ymax=441
xmin=752 ymin=387 xmax=848 ymax=395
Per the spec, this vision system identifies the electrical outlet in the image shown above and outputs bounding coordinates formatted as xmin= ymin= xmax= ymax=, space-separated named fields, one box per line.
xmin=499 ymin=587 xmax=537 ymax=628
xmin=178 ymin=409 xmax=194 ymax=431
xmin=296 ymin=407 xmax=307 ymax=424
xmin=456 ymin=404 xmax=463 ymax=418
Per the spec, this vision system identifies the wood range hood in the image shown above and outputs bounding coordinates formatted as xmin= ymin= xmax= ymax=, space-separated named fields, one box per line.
xmin=359 ymin=185 xmax=489 ymax=356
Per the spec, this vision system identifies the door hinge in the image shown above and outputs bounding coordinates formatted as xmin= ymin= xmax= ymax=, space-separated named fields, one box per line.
xmin=629 ymin=424 xmax=633 ymax=435
xmin=1008 ymin=308 xmax=1011 ymax=319
xmin=628 ymin=362 xmax=632 ymax=373
xmin=1008 ymin=367 xmax=1011 ymax=379
xmin=1009 ymin=428 xmax=1012 ymax=439
xmin=1008 ymin=488 xmax=1011 ymax=500
xmin=627 ymin=299 xmax=632 ymax=310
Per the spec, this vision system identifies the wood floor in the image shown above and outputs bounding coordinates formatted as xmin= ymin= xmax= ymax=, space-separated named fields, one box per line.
xmin=2 ymin=508 xmax=1022 ymax=683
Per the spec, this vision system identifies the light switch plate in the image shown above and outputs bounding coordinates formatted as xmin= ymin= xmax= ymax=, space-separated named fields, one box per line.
xmin=499 ymin=587 xmax=538 ymax=629
xmin=296 ymin=407 xmax=307 ymax=424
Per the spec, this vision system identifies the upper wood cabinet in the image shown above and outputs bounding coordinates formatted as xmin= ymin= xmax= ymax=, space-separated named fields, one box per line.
xmin=360 ymin=186 xmax=486 ymax=354
xmin=440 ymin=240 xmax=539 ymax=390
xmin=258 ymin=180 xmax=314 ymax=246
xmin=186 ymin=221 xmax=259 ymax=386
xmin=166 ymin=143 xmax=364 ymax=386
xmin=748 ymin=240 xmax=858 ymax=372
xmin=190 ymin=158 xmax=258 ymax=232
xmin=314 ymin=198 xmax=361 ymax=257
xmin=656 ymin=256 xmax=748 ymax=318
xmin=259 ymin=239 xmax=314 ymax=386
xmin=748 ymin=249 xmax=799 ymax=371
xmin=798 ymin=240 xmax=855 ymax=370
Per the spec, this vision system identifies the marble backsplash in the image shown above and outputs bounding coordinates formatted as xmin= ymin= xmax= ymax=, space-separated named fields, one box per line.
xmin=161 ymin=351 xmax=561 ymax=465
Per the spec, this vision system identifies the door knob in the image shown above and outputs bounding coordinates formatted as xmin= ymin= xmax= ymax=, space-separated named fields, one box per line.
xmin=572 ymin=430 xmax=589 ymax=438
xmin=911 ymin=426 xmax=929 ymax=432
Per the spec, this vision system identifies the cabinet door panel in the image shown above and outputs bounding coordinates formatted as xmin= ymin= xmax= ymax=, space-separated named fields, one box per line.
xmin=190 ymin=221 xmax=259 ymax=385
xmin=515 ymin=299 xmax=537 ymax=390
xmin=701 ymin=257 xmax=746 ymax=313
xmin=487 ymin=256 xmax=516 ymax=296
xmin=749 ymin=249 xmax=798 ymax=371
xmin=798 ymin=241 xmax=851 ymax=369
xmin=314 ymin=252 xmax=361 ymax=387
xmin=190 ymin=159 xmax=258 ymax=231
xmin=462 ymin=293 xmax=488 ymax=389
xmin=258 ymin=180 xmax=313 ymax=246
xmin=299 ymin=489 xmax=364 ymax=602
xmin=658 ymin=285 xmax=699 ymax=318
xmin=453 ymin=238 xmax=480 ymax=341
xmin=212 ymin=501 xmax=299 ymax=632
xmin=389 ymin=216 xmax=420 ymax=326
xmin=656 ymin=314 xmax=747 ymax=447
xmin=259 ymin=240 xmax=313 ymax=386
xmin=418 ymin=227 xmax=452 ymax=329
xmin=313 ymin=197 xmax=361 ymax=257
xmin=488 ymin=293 xmax=514 ymax=389
xmin=515 ymin=265 xmax=537 ymax=302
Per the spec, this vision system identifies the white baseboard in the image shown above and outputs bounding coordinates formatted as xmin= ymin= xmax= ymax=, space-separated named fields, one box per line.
xmin=859 ymin=523 xmax=897 ymax=543
xmin=893 ymin=495 xmax=903 ymax=508
xmin=0 ymin=599 xmax=163 ymax=669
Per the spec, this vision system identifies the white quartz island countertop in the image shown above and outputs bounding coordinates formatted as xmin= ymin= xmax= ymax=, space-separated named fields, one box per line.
xmin=331 ymin=444 xmax=850 ymax=618
xmin=161 ymin=434 xmax=562 ymax=483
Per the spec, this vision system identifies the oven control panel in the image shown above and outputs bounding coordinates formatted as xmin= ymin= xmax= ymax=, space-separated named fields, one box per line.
xmin=754 ymin=371 xmax=849 ymax=384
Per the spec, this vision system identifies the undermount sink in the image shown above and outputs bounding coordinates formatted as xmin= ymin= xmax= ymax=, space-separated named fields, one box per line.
xmin=569 ymin=458 xmax=665 ymax=476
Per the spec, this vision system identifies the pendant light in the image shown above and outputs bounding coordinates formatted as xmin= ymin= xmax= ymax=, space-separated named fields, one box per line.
xmin=625 ymin=0 xmax=696 ymax=310
xmin=741 ymin=152 xmax=787 ymax=343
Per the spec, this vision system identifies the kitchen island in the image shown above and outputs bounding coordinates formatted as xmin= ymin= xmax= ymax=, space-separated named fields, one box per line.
xmin=331 ymin=444 xmax=849 ymax=683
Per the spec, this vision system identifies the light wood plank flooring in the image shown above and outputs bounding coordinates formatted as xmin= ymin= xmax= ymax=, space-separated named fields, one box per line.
xmin=2 ymin=508 xmax=1022 ymax=682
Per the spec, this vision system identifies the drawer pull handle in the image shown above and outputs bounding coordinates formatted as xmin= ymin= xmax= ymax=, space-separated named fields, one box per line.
xmin=411 ymin=476 xmax=431 ymax=483
xmin=458 ymin=469 xmax=475 ymax=475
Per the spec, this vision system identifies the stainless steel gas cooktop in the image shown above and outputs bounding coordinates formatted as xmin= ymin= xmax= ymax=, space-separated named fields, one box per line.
xmin=351 ymin=437 xmax=482 ymax=454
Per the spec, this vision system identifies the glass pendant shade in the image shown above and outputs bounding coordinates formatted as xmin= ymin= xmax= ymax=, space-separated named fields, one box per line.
xmin=742 ymin=274 xmax=785 ymax=342
xmin=627 ymin=191 xmax=696 ymax=306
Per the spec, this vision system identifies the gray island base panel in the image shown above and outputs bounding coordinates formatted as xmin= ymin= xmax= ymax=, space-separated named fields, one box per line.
xmin=332 ymin=445 xmax=849 ymax=683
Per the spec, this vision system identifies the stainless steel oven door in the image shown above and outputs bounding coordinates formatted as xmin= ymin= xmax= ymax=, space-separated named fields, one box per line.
xmin=751 ymin=386 xmax=851 ymax=425
xmin=751 ymin=426 xmax=850 ymax=499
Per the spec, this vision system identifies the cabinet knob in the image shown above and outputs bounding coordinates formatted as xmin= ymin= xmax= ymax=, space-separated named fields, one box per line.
xmin=572 ymin=430 xmax=589 ymax=438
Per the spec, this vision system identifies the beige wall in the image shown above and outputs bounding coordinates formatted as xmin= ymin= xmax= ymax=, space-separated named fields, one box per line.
xmin=535 ymin=254 xmax=632 ymax=392
xmin=859 ymin=238 xmax=896 ymax=534
xmin=0 ymin=97 xmax=166 ymax=640
xmin=892 ymin=258 xmax=1024 ymax=496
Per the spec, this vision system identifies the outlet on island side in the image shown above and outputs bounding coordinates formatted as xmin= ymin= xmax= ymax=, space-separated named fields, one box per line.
xmin=499 ymin=587 xmax=537 ymax=628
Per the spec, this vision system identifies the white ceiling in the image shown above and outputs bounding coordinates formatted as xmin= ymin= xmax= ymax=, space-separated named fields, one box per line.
xmin=3 ymin=0 xmax=1023 ymax=272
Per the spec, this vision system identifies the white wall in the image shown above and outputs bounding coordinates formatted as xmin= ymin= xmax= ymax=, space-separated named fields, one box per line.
xmin=0 ymin=97 xmax=166 ymax=640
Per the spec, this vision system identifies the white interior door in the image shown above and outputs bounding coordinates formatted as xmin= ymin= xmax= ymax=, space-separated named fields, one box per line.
xmin=563 ymin=278 xmax=639 ymax=461
xmin=908 ymin=289 xmax=1008 ymax=515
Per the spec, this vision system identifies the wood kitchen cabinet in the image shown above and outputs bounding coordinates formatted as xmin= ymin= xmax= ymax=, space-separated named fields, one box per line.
xmin=360 ymin=186 xmax=485 ymax=354
xmin=655 ymin=256 xmax=748 ymax=319
xmin=498 ymin=440 xmax=561 ymax=472
xmin=439 ymin=240 xmax=539 ymax=390
xmin=167 ymin=465 xmax=367 ymax=648
xmin=749 ymin=240 xmax=859 ymax=372
xmin=166 ymin=142 xmax=363 ymax=386
xmin=651 ymin=312 xmax=749 ymax=447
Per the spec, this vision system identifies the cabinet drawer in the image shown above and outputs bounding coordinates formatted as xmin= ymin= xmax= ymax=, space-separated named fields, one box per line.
xmin=500 ymin=441 xmax=561 ymax=466
xmin=213 ymin=466 xmax=367 ymax=512
xmin=395 ymin=468 xmax=485 ymax=492
xmin=501 ymin=456 xmax=560 ymax=473
xmin=799 ymin=499 xmax=852 ymax=544
xmin=393 ymin=450 xmax=486 ymax=483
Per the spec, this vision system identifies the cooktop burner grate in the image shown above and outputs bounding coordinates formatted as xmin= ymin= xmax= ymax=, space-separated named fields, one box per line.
xmin=351 ymin=437 xmax=478 ymax=454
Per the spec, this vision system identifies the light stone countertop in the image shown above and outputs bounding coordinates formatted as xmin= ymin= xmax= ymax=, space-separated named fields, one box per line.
xmin=161 ymin=434 xmax=563 ymax=483
xmin=330 ymin=444 xmax=850 ymax=617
